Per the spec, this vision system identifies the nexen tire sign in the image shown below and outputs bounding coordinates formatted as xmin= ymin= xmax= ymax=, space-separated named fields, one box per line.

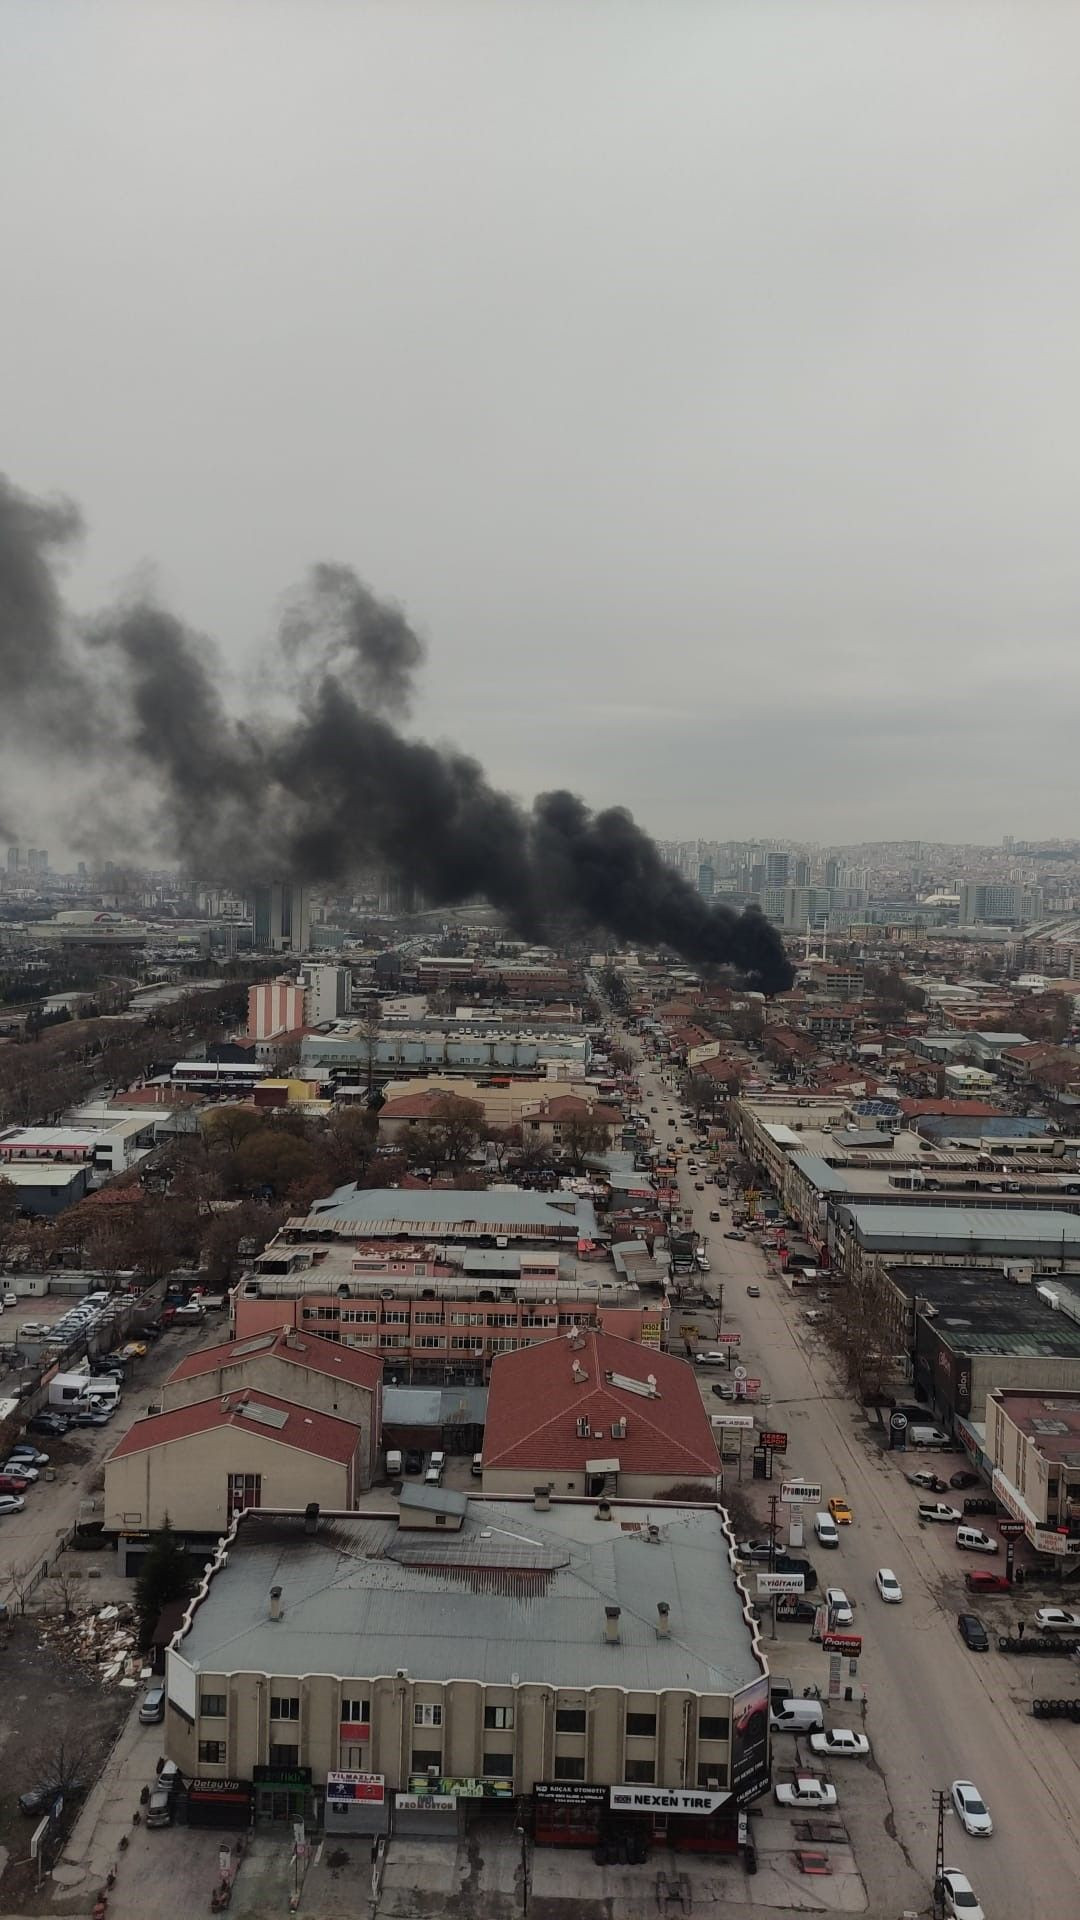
xmin=609 ymin=1787 xmax=729 ymax=1814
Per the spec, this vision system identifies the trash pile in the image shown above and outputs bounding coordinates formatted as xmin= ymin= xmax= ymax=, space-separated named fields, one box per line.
xmin=37 ymin=1602 xmax=146 ymax=1685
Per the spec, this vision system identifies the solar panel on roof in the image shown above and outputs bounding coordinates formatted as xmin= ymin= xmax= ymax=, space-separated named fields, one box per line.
xmin=235 ymin=1400 xmax=289 ymax=1429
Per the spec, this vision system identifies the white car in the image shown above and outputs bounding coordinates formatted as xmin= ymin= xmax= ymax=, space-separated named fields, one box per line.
xmin=809 ymin=1729 xmax=870 ymax=1759
xmin=2 ymin=1460 xmax=37 ymax=1481
xmin=939 ymin=1867 xmax=985 ymax=1920
xmin=774 ymin=1775 xmax=837 ymax=1809
xmin=694 ymin=1352 xmax=731 ymax=1367
xmin=825 ymin=1587 xmax=853 ymax=1626
xmin=951 ymin=1780 xmax=992 ymax=1837
xmin=918 ymin=1503 xmax=963 ymax=1524
xmin=875 ymin=1568 xmax=903 ymax=1603
xmin=1034 ymin=1606 xmax=1080 ymax=1633
xmin=0 ymin=1495 xmax=25 ymax=1514
xmin=2 ymin=1291 xmax=16 ymax=1307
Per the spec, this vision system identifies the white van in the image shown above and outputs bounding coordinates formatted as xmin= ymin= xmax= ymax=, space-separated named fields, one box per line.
xmin=814 ymin=1511 xmax=840 ymax=1548
xmin=908 ymin=1425 xmax=951 ymax=1449
xmin=956 ymin=1525 xmax=998 ymax=1554
xmin=471 ymin=1453 xmax=483 ymax=1478
xmin=769 ymin=1699 xmax=825 ymax=1733
xmin=385 ymin=1449 xmax=403 ymax=1478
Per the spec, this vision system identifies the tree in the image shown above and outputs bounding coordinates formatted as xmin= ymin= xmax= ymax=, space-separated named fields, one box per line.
xmin=135 ymin=1519 xmax=193 ymax=1649
xmin=234 ymin=1129 xmax=320 ymax=1199
xmin=203 ymin=1107 xmax=264 ymax=1155
xmin=0 ymin=1175 xmax=16 ymax=1224
xmin=487 ymin=1124 xmax=522 ymax=1173
xmin=410 ymin=1095 xmax=485 ymax=1167
xmin=321 ymin=1107 xmax=378 ymax=1184
xmin=685 ymin=1074 xmax=718 ymax=1118
xmin=557 ymin=1116 xmax=608 ymax=1170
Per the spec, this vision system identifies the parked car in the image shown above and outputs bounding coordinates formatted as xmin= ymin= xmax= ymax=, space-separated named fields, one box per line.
xmin=774 ymin=1775 xmax=837 ymax=1809
xmin=0 ymin=1472 xmax=32 ymax=1494
xmin=28 ymin=1412 xmax=69 ymax=1435
xmin=2 ymin=1459 xmax=38 ymax=1481
xmin=809 ymin=1729 xmax=870 ymax=1759
xmin=144 ymin=1786 xmax=174 ymax=1828
xmin=1033 ymin=1606 xmax=1080 ymax=1632
xmin=828 ymin=1496 xmax=853 ymax=1525
xmin=908 ymin=1470 xmax=948 ymax=1493
xmin=918 ymin=1503 xmax=963 ymax=1524
xmin=965 ymin=1570 xmax=1010 ymax=1594
xmin=951 ymin=1780 xmax=992 ymax=1837
xmin=19 ymin=1777 xmax=83 ymax=1816
xmin=950 ymin=1471 xmax=979 ymax=1490
xmin=875 ymin=1568 xmax=903 ymax=1603
xmin=8 ymin=1445 xmax=48 ymax=1465
xmin=695 ymin=1351 xmax=732 ymax=1367
xmin=139 ymin=1321 xmax=163 ymax=1339
xmin=774 ymin=1597 xmax=817 ymax=1623
xmin=938 ymin=1867 xmax=985 ymax=1920
xmin=139 ymin=1684 xmax=166 ymax=1724
xmin=71 ymin=1408 xmax=112 ymax=1427
xmin=746 ymin=1283 xmax=761 ymax=1297
xmin=2 ymin=1291 xmax=17 ymax=1307
xmin=825 ymin=1587 xmax=853 ymax=1626
xmin=957 ymin=1613 xmax=989 ymax=1651
xmin=955 ymin=1526 xmax=998 ymax=1554
xmin=0 ymin=1495 xmax=26 ymax=1514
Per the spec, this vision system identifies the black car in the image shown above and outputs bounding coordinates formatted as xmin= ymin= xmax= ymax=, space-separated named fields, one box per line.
xmin=20 ymin=1778 xmax=84 ymax=1816
xmin=403 ymin=1450 xmax=424 ymax=1475
xmin=139 ymin=1322 xmax=163 ymax=1340
xmin=950 ymin=1471 xmax=979 ymax=1490
xmin=774 ymin=1554 xmax=817 ymax=1592
xmin=957 ymin=1612 xmax=989 ymax=1651
xmin=27 ymin=1412 xmax=69 ymax=1436
xmin=775 ymin=1597 xmax=817 ymax=1624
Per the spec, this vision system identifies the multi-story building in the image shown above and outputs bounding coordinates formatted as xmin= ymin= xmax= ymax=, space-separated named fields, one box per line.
xmin=959 ymin=882 xmax=1043 ymax=927
xmin=163 ymin=1496 xmax=770 ymax=1843
xmin=251 ymin=882 xmax=310 ymax=953
xmin=248 ymin=977 xmax=306 ymax=1041
xmin=986 ymin=1387 xmax=1080 ymax=1557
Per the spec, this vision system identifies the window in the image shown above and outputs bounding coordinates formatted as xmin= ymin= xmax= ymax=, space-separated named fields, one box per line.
xmin=341 ymin=1744 xmax=367 ymax=1769
xmin=697 ymin=1763 xmax=725 ymax=1787
xmin=484 ymin=1705 xmax=515 ymax=1731
xmin=270 ymin=1697 xmax=300 ymax=1721
xmin=451 ymin=1336 xmax=485 ymax=1350
xmin=553 ymin=1756 xmax=585 ymax=1780
xmin=698 ymin=1715 xmax=730 ymax=1742
xmin=341 ymin=1308 xmax=378 ymax=1324
xmin=315 ymin=1305 xmax=339 ymax=1320
xmin=227 ymin=1472 xmax=261 ymax=1513
xmin=624 ymin=1759 xmax=655 ymax=1783
xmin=269 ymin=1744 xmax=299 ymax=1767
xmin=412 ymin=1748 xmax=442 ymax=1772
xmin=341 ymin=1699 xmax=370 ymax=1725
xmin=381 ymin=1309 xmax=409 ymax=1325
xmin=415 ymin=1335 xmax=446 ymax=1349
xmin=555 ymin=1708 xmax=586 ymax=1734
xmin=483 ymin=1752 xmax=513 ymax=1775
xmin=414 ymin=1703 xmax=443 ymax=1728
xmin=199 ymin=1740 xmax=226 ymax=1764
xmin=414 ymin=1311 xmax=444 ymax=1325
xmin=451 ymin=1313 xmax=484 ymax=1327
xmin=626 ymin=1712 xmax=656 ymax=1738
xmin=486 ymin=1313 xmax=517 ymax=1327
xmin=200 ymin=1694 xmax=226 ymax=1718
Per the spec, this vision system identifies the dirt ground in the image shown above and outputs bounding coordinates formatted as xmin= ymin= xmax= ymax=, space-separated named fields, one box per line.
xmin=0 ymin=1619 xmax=131 ymax=1912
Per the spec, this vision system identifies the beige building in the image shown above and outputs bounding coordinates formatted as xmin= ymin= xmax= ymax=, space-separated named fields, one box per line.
xmin=164 ymin=1496 xmax=770 ymax=1840
xmin=104 ymin=1389 xmax=369 ymax=1534
xmin=377 ymin=1075 xmax=604 ymax=1135
xmin=481 ymin=1330 xmax=721 ymax=1500
xmin=104 ymin=1326 xmax=382 ymax=1535
xmin=986 ymin=1388 xmax=1080 ymax=1557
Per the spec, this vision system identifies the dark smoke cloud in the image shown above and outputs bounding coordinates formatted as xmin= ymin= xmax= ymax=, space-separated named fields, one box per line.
xmin=0 ymin=473 xmax=793 ymax=993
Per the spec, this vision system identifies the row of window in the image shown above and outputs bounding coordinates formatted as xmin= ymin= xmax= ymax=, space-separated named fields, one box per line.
xmin=200 ymin=1695 xmax=372 ymax=1722
xmin=302 ymin=1305 xmax=588 ymax=1330
xmin=199 ymin=1697 xmax=728 ymax=1743
xmin=197 ymin=1744 xmax=724 ymax=1789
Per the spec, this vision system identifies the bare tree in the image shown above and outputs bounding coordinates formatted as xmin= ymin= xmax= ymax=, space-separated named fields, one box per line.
xmin=48 ymin=1565 xmax=83 ymax=1623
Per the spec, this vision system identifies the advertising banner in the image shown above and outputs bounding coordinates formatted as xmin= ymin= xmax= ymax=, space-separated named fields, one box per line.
xmin=780 ymin=1482 xmax=821 ymax=1505
xmin=756 ymin=1572 xmax=805 ymax=1596
xmin=729 ymin=1674 xmax=770 ymax=1798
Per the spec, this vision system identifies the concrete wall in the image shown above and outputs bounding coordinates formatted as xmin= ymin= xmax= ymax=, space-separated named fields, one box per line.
xmin=162 ymin=1352 xmax=375 ymax=1479
xmin=105 ymin=1426 xmax=359 ymax=1533
xmin=481 ymin=1468 xmax=719 ymax=1501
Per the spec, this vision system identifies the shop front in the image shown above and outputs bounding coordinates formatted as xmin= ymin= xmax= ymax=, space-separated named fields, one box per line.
xmin=534 ymin=1782 xmax=607 ymax=1848
xmin=183 ymin=1777 xmax=254 ymax=1830
xmin=393 ymin=1775 xmax=513 ymax=1840
xmin=534 ymin=1783 xmax=741 ymax=1857
xmin=325 ymin=1771 xmax=389 ymax=1839
xmin=253 ymin=1764 xmax=316 ymax=1828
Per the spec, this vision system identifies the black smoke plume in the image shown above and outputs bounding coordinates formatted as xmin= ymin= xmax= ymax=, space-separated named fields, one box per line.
xmin=0 ymin=473 xmax=794 ymax=993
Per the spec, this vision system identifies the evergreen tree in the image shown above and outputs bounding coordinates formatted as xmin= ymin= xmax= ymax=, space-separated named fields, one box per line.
xmin=135 ymin=1517 xmax=193 ymax=1649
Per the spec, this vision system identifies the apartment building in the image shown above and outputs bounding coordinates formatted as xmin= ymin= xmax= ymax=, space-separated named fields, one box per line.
xmin=986 ymin=1387 xmax=1080 ymax=1556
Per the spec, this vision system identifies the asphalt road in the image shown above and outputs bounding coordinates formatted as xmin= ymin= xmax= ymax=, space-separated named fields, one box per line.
xmin=634 ymin=1050 xmax=1080 ymax=1920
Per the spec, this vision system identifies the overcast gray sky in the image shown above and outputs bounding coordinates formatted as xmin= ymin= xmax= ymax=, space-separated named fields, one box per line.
xmin=4 ymin=0 xmax=1079 ymax=851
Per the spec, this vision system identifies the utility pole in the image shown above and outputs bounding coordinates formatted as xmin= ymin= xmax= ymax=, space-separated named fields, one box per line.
xmin=931 ymin=1788 xmax=947 ymax=1920
xmin=768 ymin=1492 xmax=780 ymax=1641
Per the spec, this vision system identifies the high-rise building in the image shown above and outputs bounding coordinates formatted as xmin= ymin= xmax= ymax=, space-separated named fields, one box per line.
xmin=301 ymin=962 xmax=352 ymax=1023
xmin=248 ymin=977 xmax=306 ymax=1041
xmin=765 ymin=851 xmax=790 ymax=889
xmin=697 ymin=862 xmax=715 ymax=901
xmin=959 ymin=882 xmax=1043 ymax=927
xmin=6 ymin=847 xmax=20 ymax=872
xmin=793 ymin=856 xmax=811 ymax=888
xmin=27 ymin=849 xmax=48 ymax=874
xmin=823 ymin=857 xmax=841 ymax=889
xmin=250 ymin=883 xmax=310 ymax=953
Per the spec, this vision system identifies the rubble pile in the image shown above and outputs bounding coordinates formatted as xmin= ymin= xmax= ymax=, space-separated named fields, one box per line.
xmin=37 ymin=1602 xmax=146 ymax=1684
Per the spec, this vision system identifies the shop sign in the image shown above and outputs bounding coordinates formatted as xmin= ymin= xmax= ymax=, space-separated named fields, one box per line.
xmin=780 ymin=1482 xmax=821 ymax=1506
xmin=326 ymin=1771 xmax=385 ymax=1803
xmin=189 ymin=1779 xmax=253 ymax=1803
xmin=756 ymin=1572 xmax=805 ymax=1596
xmin=535 ymin=1782 xmax=607 ymax=1807
xmin=339 ymin=1721 xmax=370 ymax=1741
xmin=997 ymin=1519 xmax=1025 ymax=1539
xmin=821 ymin=1632 xmax=862 ymax=1656
xmin=713 ymin=1332 xmax=741 ymax=1345
xmin=395 ymin=1793 xmax=457 ymax=1811
xmin=253 ymin=1766 xmax=312 ymax=1788
xmin=760 ymin=1431 xmax=788 ymax=1452
xmin=406 ymin=1775 xmax=512 ymax=1799
xmin=712 ymin=1414 xmax=755 ymax=1429
xmin=609 ymin=1786 xmax=729 ymax=1815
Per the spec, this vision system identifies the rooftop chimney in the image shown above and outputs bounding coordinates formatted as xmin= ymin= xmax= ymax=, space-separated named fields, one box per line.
xmin=304 ymin=1502 xmax=320 ymax=1535
xmin=533 ymin=1485 xmax=551 ymax=1512
xmin=604 ymin=1605 xmax=621 ymax=1644
xmin=656 ymin=1602 xmax=671 ymax=1638
xmin=269 ymin=1586 xmax=283 ymax=1622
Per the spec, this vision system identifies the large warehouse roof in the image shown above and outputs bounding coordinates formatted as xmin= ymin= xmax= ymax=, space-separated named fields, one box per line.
xmin=838 ymin=1205 xmax=1080 ymax=1256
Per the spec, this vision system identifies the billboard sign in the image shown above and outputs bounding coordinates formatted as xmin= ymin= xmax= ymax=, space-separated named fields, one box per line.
xmin=711 ymin=1414 xmax=755 ymax=1429
xmin=780 ymin=1482 xmax=821 ymax=1506
xmin=756 ymin=1572 xmax=806 ymax=1596
xmin=760 ymin=1431 xmax=788 ymax=1452
xmin=730 ymin=1674 xmax=770 ymax=1797
xmin=821 ymin=1631 xmax=862 ymax=1655
xmin=326 ymin=1772 xmax=385 ymax=1803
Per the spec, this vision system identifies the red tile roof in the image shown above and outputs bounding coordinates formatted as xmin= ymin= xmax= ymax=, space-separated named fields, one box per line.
xmin=379 ymin=1090 xmax=451 ymax=1121
xmin=166 ymin=1326 xmax=382 ymax=1391
xmin=483 ymin=1329 xmax=718 ymax=1478
xmin=107 ymin=1388 xmax=360 ymax=1464
xmin=525 ymin=1095 xmax=621 ymax=1124
xmin=899 ymin=1098 xmax=1005 ymax=1119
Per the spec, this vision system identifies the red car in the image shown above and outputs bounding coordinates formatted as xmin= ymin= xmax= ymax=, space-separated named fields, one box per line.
xmin=965 ymin=1569 xmax=1011 ymax=1594
xmin=0 ymin=1472 xmax=32 ymax=1494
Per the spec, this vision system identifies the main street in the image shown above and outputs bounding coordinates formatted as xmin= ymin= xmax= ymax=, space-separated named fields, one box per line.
xmin=633 ymin=1047 xmax=1080 ymax=1920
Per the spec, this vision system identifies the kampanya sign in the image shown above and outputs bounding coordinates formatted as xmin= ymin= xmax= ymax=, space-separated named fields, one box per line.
xmin=609 ymin=1786 xmax=729 ymax=1815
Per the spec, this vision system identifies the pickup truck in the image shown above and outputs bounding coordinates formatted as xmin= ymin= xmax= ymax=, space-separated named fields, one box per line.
xmin=774 ymin=1775 xmax=838 ymax=1810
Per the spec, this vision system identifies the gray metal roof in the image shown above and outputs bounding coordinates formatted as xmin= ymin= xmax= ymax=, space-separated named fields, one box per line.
xmin=305 ymin=1184 xmax=597 ymax=1239
xmin=382 ymin=1386 xmax=488 ymax=1427
xmin=176 ymin=1502 xmax=761 ymax=1697
xmin=840 ymin=1204 xmax=1080 ymax=1254
xmin=790 ymin=1154 xmax=848 ymax=1194
xmin=398 ymin=1484 xmax=468 ymax=1517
